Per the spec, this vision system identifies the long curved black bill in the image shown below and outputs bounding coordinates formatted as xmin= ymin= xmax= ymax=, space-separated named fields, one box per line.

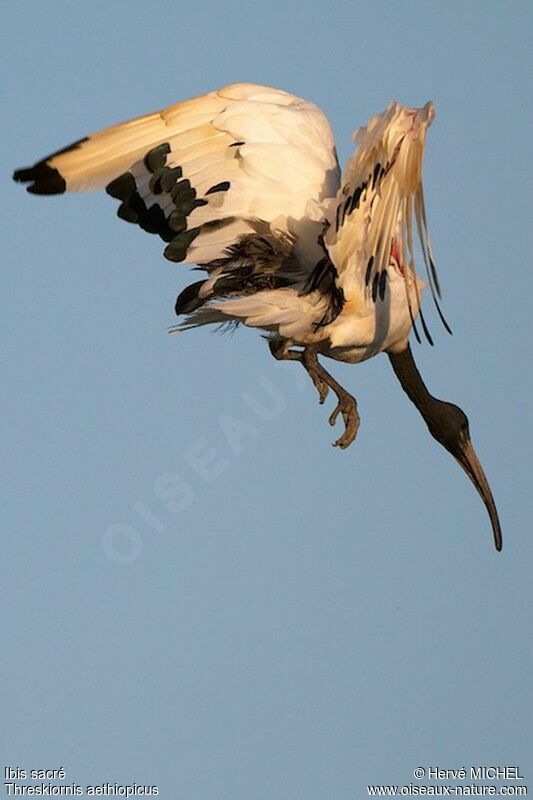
xmin=455 ymin=440 xmax=502 ymax=551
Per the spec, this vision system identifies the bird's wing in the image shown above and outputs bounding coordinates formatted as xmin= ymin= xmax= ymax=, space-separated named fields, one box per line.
xmin=320 ymin=100 xmax=450 ymax=343
xmin=14 ymin=83 xmax=340 ymax=269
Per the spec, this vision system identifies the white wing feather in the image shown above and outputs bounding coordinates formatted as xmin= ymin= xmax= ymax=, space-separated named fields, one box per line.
xmin=325 ymin=100 xmax=435 ymax=300
xmin=15 ymin=83 xmax=340 ymax=269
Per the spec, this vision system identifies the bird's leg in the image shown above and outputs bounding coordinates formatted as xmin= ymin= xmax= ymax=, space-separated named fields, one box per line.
xmin=269 ymin=339 xmax=360 ymax=449
xmin=302 ymin=347 xmax=360 ymax=448
xmin=269 ymin=339 xmax=329 ymax=403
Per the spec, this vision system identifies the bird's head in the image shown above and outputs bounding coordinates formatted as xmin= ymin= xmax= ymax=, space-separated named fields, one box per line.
xmin=426 ymin=399 xmax=502 ymax=551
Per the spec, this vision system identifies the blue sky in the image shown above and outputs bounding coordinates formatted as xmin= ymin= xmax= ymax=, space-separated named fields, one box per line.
xmin=2 ymin=2 xmax=532 ymax=797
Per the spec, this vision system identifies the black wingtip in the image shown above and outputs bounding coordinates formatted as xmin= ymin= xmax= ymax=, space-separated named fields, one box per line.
xmin=13 ymin=167 xmax=32 ymax=182
xmin=13 ymin=135 xmax=88 ymax=195
xmin=13 ymin=163 xmax=66 ymax=195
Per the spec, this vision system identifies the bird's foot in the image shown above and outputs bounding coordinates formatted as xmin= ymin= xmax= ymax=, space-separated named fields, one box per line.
xmin=301 ymin=347 xmax=360 ymax=449
xmin=328 ymin=392 xmax=360 ymax=449
xmin=269 ymin=338 xmax=361 ymax=449
xmin=308 ymin=370 xmax=330 ymax=405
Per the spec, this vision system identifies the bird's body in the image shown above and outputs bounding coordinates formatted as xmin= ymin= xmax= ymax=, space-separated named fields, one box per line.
xmin=13 ymin=82 xmax=502 ymax=550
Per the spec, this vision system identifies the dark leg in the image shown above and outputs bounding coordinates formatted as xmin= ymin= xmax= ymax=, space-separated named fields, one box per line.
xmin=269 ymin=339 xmax=360 ymax=448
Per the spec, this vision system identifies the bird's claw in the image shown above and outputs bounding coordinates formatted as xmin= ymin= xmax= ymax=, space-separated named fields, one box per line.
xmin=328 ymin=397 xmax=360 ymax=449
xmin=274 ymin=344 xmax=360 ymax=448
xmin=311 ymin=375 xmax=329 ymax=404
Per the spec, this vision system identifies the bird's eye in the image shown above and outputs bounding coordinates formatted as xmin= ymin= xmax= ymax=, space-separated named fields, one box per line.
xmin=459 ymin=415 xmax=470 ymax=441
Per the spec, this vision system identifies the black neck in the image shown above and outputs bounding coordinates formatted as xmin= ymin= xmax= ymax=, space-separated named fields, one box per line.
xmin=388 ymin=345 xmax=441 ymax=422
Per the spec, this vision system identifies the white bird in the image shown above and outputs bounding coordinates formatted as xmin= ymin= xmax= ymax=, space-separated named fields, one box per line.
xmin=13 ymin=82 xmax=502 ymax=550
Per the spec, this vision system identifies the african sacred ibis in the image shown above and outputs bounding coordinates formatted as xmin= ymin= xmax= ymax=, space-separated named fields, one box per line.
xmin=13 ymin=82 xmax=502 ymax=550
